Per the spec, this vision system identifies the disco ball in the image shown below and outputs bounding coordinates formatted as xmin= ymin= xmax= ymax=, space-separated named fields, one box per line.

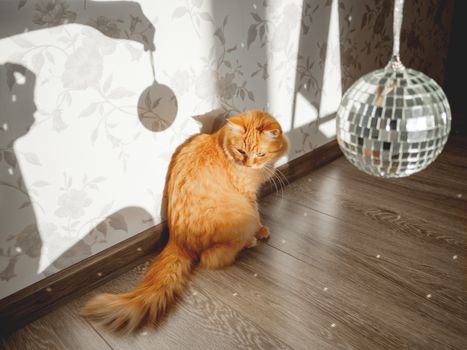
xmin=336 ymin=0 xmax=451 ymax=178
xmin=336 ymin=67 xmax=451 ymax=178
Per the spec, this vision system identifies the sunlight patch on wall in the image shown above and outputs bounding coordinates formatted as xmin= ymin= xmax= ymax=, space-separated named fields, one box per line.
xmin=318 ymin=118 xmax=337 ymax=138
xmin=292 ymin=92 xmax=318 ymax=129
xmin=1 ymin=0 xmax=217 ymax=281
xmin=265 ymin=0 xmax=303 ymax=133
xmin=318 ymin=0 xmax=342 ymax=138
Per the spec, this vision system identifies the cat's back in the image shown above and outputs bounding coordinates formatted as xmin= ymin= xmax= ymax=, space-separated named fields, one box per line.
xmin=168 ymin=133 xmax=224 ymax=183
xmin=172 ymin=133 xmax=216 ymax=164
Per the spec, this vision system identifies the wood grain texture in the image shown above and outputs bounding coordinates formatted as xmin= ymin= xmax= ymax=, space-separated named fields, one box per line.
xmin=1 ymin=137 xmax=466 ymax=349
xmin=1 ymin=302 xmax=111 ymax=350
xmin=69 ymin=260 xmax=293 ymax=350
xmin=0 ymin=139 xmax=340 ymax=335
xmin=0 ymin=224 xmax=167 ymax=335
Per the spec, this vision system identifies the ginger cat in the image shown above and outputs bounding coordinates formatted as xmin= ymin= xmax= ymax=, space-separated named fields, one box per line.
xmin=81 ymin=110 xmax=288 ymax=333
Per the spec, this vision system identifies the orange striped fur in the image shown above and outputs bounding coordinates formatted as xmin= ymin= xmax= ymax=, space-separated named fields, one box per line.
xmin=81 ymin=110 xmax=288 ymax=333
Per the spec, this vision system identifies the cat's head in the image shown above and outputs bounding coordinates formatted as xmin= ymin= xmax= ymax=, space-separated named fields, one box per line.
xmin=222 ymin=110 xmax=288 ymax=168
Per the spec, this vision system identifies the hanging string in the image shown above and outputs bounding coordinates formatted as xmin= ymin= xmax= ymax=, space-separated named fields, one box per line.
xmin=388 ymin=0 xmax=405 ymax=70
xmin=149 ymin=50 xmax=156 ymax=83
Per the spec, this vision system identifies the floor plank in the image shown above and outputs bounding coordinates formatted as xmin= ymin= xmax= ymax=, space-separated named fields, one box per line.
xmin=1 ymin=137 xmax=466 ymax=350
xmin=72 ymin=261 xmax=292 ymax=350
xmin=260 ymin=199 xmax=467 ymax=349
xmin=0 ymin=302 xmax=111 ymax=350
xmin=294 ymin=159 xmax=467 ymax=238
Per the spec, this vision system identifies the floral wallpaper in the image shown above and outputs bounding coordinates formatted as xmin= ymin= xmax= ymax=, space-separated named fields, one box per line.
xmin=0 ymin=0 xmax=453 ymax=299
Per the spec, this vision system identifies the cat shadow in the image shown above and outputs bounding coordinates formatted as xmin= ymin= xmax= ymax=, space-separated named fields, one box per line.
xmin=192 ymin=108 xmax=229 ymax=134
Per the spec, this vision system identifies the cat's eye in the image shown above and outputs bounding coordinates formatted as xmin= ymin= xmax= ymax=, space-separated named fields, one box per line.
xmin=256 ymin=152 xmax=266 ymax=157
xmin=236 ymin=148 xmax=246 ymax=154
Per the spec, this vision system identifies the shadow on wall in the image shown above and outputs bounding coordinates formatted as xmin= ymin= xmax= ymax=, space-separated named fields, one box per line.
xmin=208 ymin=0 xmax=338 ymax=161
xmin=0 ymin=63 xmax=40 ymax=283
xmin=0 ymin=0 xmax=179 ymax=133
xmin=0 ymin=62 xmax=154 ymax=287
xmin=137 ymin=73 xmax=178 ymax=133
xmin=0 ymin=0 xmax=168 ymax=295
xmin=210 ymin=0 xmax=269 ymax=115
xmin=0 ymin=0 xmax=155 ymax=50
xmin=289 ymin=0 xmax=336 ymax=158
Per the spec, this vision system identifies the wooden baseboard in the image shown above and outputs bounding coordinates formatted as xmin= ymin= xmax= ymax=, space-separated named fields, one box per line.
xmin=0 ymin=226 xmax=168 ymax=335
xmin=260 ymin=139 xmax=341 ymax=197
xmin=0 ymin=139 xmax=341 ymax=335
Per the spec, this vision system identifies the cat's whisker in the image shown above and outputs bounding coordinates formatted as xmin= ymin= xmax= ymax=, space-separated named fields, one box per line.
xmin=265 ymin=166 xmax=285 ymax=199
xmin=272 ymin=169 xmax=286 ymax=198
xmin=275 ymin=168 xmax=289 ymax=186
xmin=274 ymin=173 xmax=285 ymax=199
xmin=271 ymin=167 xmax=287 ymax=192
xmin=264 ymin=166 xmax=284 ymax=199
xmin=269 ymin=172 xmax=280 ymax=197
xmin=262 ymin=166 xmax=278 ymax=196
xmin=262 ymin=166 xmax=275 ymax=190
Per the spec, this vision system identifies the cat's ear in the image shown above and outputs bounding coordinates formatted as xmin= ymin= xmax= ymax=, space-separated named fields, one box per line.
xmin=262 ymin=122 xmax=282 ymax=139
xmin=227 ymin=116 xmax=245 ymax=133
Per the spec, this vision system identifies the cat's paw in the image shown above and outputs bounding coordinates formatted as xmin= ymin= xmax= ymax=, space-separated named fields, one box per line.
xmin=255 ymin=226 xmax=270 ymax=240
xmin=245 ymin=237 xmax=257 ymax=248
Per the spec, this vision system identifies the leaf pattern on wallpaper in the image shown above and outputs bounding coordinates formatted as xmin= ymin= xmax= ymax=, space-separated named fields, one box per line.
xmin=32 ymin=0 xmax=77 ymax=27
xmin=71 ymin=68 xmax=139 ymax=167
xmin=300 ymin=1 xmax=320 ymax=35
xmin=0 ymin=224 xmax=41 ymax=281
xmin=109 ymin=213 xmax=128 ymax=232
xmin=296 ymin=56 xmax=321 ymax=101
xmin=87 ymin=16 xmax=122 ymax=38
xmin=0 ymin=256 xmax=18 ymax=281
xmin=247 ymin=12 xmax=268 ymax=49
xmin=137 ymin=81 xmax=178 ymax=132
xmin=201 ymin=16 xmax=256 ymax=114
xmin=17 ymin=0 xmax=28 ymax=10
xmin=34 ymin=185 xmax=129 ymax=274
xmin=0 ymin=148 xmax=45 ymax=220
xmin=172 ymin=0 xmax=212 ymax=38
xmin=251 ymin=62 xmax=269 ymax=80
xmin=0 ymin=0 xmax=454 ymax=298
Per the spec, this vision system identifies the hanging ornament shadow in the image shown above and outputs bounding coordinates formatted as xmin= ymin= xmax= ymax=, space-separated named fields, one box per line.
xmin=336 ymin=0 xmax=451 ymax=178
xmin=137 ymin=51 xmax=178 ymax=132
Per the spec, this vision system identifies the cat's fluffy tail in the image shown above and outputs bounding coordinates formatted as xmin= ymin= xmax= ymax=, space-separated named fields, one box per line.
xmin=81 ymin=241 xmax=193 ymax=334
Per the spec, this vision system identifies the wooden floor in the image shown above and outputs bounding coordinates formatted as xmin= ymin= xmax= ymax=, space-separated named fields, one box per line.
xmin=2 ymin=137 xmax=466 ymax=350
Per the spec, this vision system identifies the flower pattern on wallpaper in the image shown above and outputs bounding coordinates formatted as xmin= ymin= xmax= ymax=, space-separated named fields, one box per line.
xmin=63 ymin=46 xmax=103 ymax=90
xmin=0 ymin=0 xmax=454 ymax=298
xmin=212 ymin=17 xmax=257 ymax=113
